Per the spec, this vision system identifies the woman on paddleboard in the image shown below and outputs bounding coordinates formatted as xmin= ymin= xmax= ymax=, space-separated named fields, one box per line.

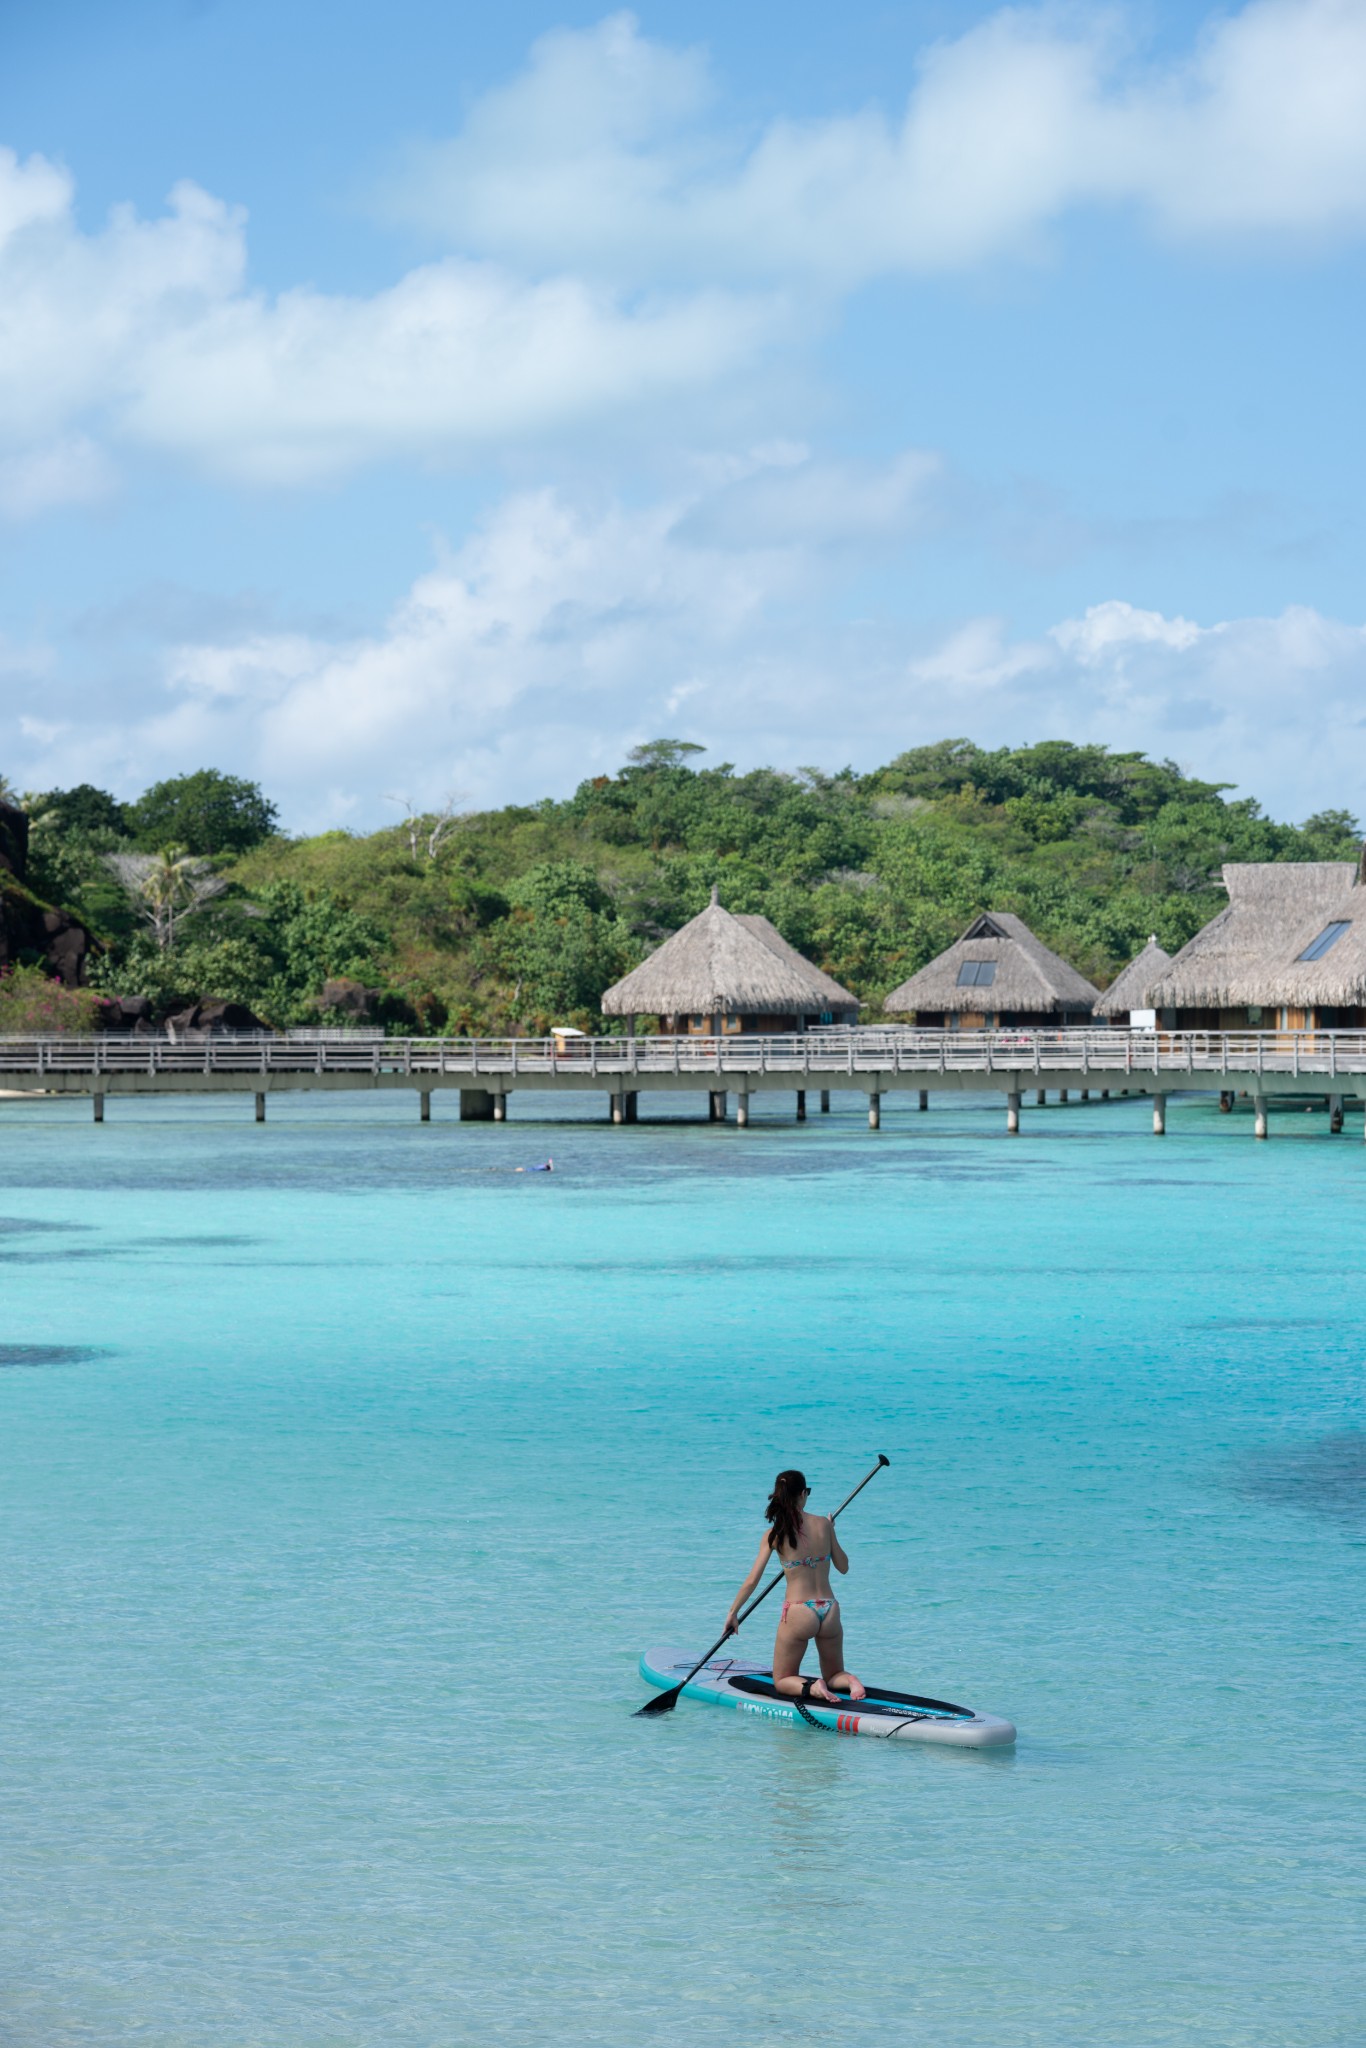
xmin=724 ymin=1469 xmax=865 ymax=1705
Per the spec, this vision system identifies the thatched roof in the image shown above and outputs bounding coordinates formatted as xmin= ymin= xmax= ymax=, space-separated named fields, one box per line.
xmin=883 ymin=912 xmax=1101 ymax=1017
xmin=1093 ymin=936 xmax=1173 ymax=1017
xmin=601 ymin=890 xmax=856 ymax=1017
xmin=733 ymin=915 xmax=857 ymax=1013
xmin=1147 ymin=862 xmax=1366 ymax=1008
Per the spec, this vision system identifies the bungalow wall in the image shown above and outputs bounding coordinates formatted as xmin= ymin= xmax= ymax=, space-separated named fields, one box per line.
xmin=912 ymin=1009 xmax=1093 ymax=1030
xmin=658 ymin=1010 xmax=856 ymax=1035
xmin=1170 ymin=1006 xmax=1366 ymax=1031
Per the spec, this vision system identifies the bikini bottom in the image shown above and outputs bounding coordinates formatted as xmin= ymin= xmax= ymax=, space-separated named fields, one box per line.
xmin=781 ymin=1597 xmax=835 ymax=1633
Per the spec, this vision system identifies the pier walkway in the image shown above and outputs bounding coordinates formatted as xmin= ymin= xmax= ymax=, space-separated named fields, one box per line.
xmin=4 ymin=1028 xmax=1366 ymax=1136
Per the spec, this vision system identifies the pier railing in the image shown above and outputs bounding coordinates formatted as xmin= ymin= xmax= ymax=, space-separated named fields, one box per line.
xmin=4 ymin=1028 xmax=1366 ymax=1082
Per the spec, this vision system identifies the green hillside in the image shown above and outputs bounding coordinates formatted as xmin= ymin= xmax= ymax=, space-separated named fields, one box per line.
xmin=20 ymin=742 xmax=1361 ymax=1032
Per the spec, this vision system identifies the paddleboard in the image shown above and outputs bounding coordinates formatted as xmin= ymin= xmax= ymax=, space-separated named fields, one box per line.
xmin=640 ymin=1647 xmax=1016 ymax=1747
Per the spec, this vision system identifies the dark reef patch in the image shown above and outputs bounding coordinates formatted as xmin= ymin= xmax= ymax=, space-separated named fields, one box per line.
xmin=0 ymin=1342 xmax=103 ymax=1368
xmin=1233 ymin=1432 xmax=1366 ymax=1523
xmin=0 ymin=1216 xmax=89 ymax=1235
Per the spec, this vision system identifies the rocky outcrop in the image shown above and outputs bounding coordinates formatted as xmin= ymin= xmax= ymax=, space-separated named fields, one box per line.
xmin=315 ymin=976 xmax=381 ymax=1019
xmin=313 ymin=976 xmax=417 ymax=1032
xmin=0 ymin=874 xmax=93 ymax=986
xmin=98 ymin=995 xmax=157 ymax=1035
xmin=164 ymin=998 xmax=272 ymax=1039
xmin=0 ymin=799 xmax=95 ymax=986
xmin=0 ymin=801 xmax=29 ymax=880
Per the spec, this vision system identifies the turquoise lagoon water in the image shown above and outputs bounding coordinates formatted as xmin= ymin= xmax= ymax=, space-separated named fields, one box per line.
xmin=0 ymin=1086 xmax=1361 ymax=2046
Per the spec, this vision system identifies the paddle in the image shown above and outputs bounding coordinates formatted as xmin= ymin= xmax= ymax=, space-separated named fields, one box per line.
xmin=634 ymin=1453 xmax=890 ymax=1717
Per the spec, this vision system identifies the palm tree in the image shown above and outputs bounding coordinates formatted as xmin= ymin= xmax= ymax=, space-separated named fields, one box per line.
xmin=106 ymin=847 xmax=227 ymax=949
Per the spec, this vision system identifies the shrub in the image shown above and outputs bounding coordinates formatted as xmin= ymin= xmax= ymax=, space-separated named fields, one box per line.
xmin=0 ymin=965 xmax=103 ymax=1034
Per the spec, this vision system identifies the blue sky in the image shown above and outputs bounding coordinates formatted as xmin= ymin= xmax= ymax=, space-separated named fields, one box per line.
xmin=2 ymin=0 xmax=1364 ymax=830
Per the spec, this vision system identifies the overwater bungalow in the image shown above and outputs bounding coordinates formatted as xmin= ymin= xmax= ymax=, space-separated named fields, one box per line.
xmin=601 ymin=887 xmax=859 ymax=1034
xmin=1094 ymin=936 xmax=1174 ymax=1030
xmin=1146 ymin=861 xmax=1366 ymax=1030
xmin=883 ymin=912 xmax=1100 ymax=1029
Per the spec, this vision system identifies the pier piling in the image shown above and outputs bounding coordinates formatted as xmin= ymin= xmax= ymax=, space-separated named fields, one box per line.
xmin=709 ymin=1090 xmax=727 ymax=1123
xmin=255 ymin=1092 xmax=266 ymax=1123
xmin=1330 ymin=1094 xmax=1343 ymax=1134
xmin=868 ymin=1092 xmax=881 ymax=1130
xmin=737 ymin=1090 xmax=750 ymax=1127
xmin=918 ymin=1089 xmax=928 ymax=1111
xmin=796 ymin=1089 xmax=806 ymax=1121
xmin=1254 ymin=1094 xmax=1268 ymax=1140
xmin=93 ymin=1093 xmax=104 ymax=1124
xmin=1006 ymin=1090 xmax=1020 ymax=1135
xmin=820 ymin=1090 xmax=831 ymax=1113
xmin=1152 ymin=1093 xmax=1166 ymax=1136
xmin=419 ymin=1090 xmax=431 ymax=1122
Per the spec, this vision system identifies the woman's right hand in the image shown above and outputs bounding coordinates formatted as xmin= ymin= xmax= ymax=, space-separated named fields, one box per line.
xmin=723 ymin=1614 xmax=740 ymax=1637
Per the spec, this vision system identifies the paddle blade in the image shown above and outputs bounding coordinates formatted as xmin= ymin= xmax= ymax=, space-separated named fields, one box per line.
xmin=634 ymin=1686 xmax=680 ymax=1717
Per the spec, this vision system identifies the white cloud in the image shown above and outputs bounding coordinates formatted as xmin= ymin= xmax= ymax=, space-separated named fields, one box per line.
xmin=0 ymin=436 xmax=115 ymax=519
xmin=0 ymin=145 xmax=771 ymax=497
xmin=909 ymin=618 xmax=1048 ymax=691
xmin=11 ymin=465 xmax=1366 ymax=828
xmin=394 ymin=3 xmax=1366 ymax=284
xmin=907 ymin=600 xmax=1366 ymax=811
xmin=1050 ymin=600 xmax=1203 ymax=665
xmin=3 ymin=4 xmax=1364 ymax=509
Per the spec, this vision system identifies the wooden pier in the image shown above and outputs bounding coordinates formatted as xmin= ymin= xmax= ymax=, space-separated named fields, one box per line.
xmin=3 ymin=1028 xmax=1366 ymax=1136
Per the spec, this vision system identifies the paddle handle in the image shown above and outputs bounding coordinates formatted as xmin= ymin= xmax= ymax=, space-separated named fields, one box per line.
xmin=732 ymin=1452 xmax=891 ymax=1628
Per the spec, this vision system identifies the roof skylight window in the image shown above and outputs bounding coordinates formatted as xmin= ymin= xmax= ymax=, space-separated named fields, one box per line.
xmin=957 ymin=960 xmax=997 ymax=987
xmin=1297 ymin=921 xmax=1351 ymax=962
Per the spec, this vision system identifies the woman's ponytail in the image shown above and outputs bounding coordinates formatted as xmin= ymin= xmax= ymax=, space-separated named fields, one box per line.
xmin=765 ymin=1469 xmax=807 ymax=1554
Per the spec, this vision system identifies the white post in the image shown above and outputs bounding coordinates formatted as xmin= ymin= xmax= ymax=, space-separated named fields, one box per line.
xmin=868 ymin=1092 xmax=881 ymax=1130
xmin=611 ymin=1092 xmax=624 ymax=1124
xmin=1006 ymin=1090 xmax=1020 ymax=1135
xmin=493 ymin=1094 xmax=506 ymax=1123
xmin=1152 ymin=1093 xmax=1166 ymax=1136
xmin=1254 ymin=1094 xmax=1268 ymax=1140
xmin=737 ymin=1091 xmax=750 ymax=1127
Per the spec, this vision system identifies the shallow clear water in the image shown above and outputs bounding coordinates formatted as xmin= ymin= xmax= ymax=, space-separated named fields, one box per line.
xmin=0 ymin=1086 xmax=1362 ymax=2046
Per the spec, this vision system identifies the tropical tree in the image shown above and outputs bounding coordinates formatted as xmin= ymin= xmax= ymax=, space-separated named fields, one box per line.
xmin=106 ymin=848 xmax=227 ymax=949
xmin=127 ymin=770 xmax=278 ymax=856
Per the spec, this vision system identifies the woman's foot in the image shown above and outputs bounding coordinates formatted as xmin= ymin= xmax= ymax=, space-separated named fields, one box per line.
xmin=830 ymin=1672 xmax=866 ymax=1701
xmin=810 ymin=1679 xmax=841 ymax=1705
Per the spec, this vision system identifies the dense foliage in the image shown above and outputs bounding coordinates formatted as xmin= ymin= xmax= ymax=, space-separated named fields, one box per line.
xmin=125 ymin=770 xmax=279 ymax=857
xmin=15 ymin=742 xmax=1362 ymax=1032
xmin=0 ymin=965 xmax=102 ymax=1034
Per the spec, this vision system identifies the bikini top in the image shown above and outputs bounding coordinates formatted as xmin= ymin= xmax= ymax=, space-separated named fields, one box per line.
xmin=773 ymin=1539 xmax=831 ymax=1571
